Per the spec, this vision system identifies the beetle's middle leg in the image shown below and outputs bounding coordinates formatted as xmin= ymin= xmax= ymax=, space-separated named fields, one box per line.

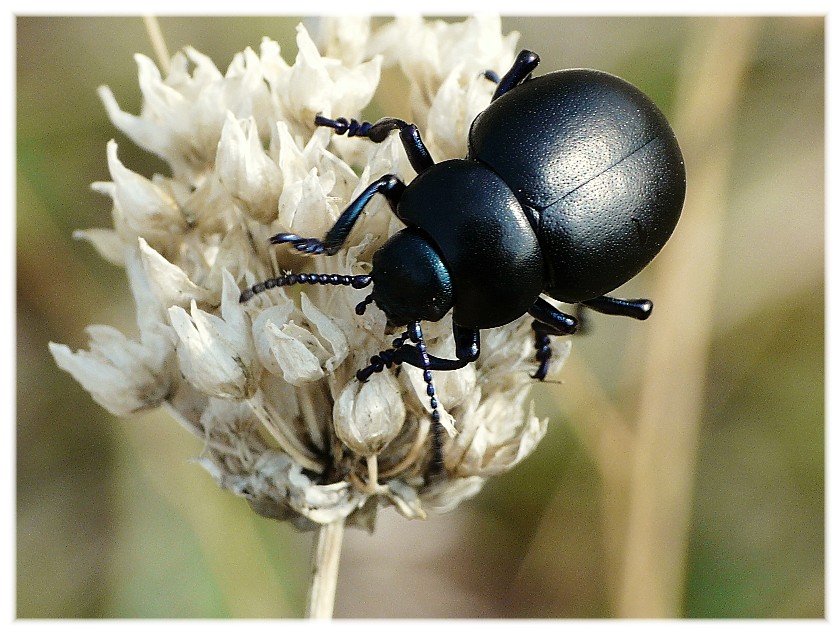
xmin=315 ymin=115 xmax=434 ymax=174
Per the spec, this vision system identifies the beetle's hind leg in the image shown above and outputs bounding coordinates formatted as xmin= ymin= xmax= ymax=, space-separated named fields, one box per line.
xmin=528 ymin=297 xmax=577 ymax=381
xmin=580 ymin=295 xmax=653 ymax=321
xmin=572 ymin=295 xmax=652 ymax=335
xmin=315 ymin=115 xmax=434 ymax=174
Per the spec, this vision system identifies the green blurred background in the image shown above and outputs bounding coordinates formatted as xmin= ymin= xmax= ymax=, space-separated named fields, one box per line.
xmin=16 ymin=16 xmax=824 ymax=618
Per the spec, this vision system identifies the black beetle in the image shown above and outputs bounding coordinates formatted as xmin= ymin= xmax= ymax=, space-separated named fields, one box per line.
xmin=240 ymin=50 xmax=686 ymax=472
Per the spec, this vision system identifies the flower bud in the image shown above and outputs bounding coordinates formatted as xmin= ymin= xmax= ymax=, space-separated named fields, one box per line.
xmin=168 ymin=299 xmax=254 ymax=399
xmin=252 ymin=303 xmax=326 ymax=386
xmin=104 ymin=140 xmax=185 ymax=239
xmin=333 ymin=371 xmax=405 ymax=455
xmin=216 ymin=112 xmax=283 ymax=223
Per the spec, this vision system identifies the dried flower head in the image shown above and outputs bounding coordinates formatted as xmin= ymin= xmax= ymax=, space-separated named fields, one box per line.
xmin=49 ymin=16 xmax=570 ymax=531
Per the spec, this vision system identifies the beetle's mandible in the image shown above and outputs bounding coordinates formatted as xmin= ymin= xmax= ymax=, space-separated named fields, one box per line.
xmin=240 ymin=49 xmax=686 ymax=475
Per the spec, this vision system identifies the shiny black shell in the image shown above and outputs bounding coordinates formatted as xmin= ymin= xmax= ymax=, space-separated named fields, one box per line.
xmin=396 ymin=160 xmax=544 ymax=329
xmin=469 ymin=69 xmax=686 ymax=303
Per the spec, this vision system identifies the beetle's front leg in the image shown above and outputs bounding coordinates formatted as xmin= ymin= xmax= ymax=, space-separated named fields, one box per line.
xmin=271 ymin=174 xmax=406 ymax=256
xmin=356 ymin=339 xmax=472 ymax=381
xmin=356 ymin=322 xmax=476 ymax=478
xmin=315 ymin=115 xmax=435 ymax=174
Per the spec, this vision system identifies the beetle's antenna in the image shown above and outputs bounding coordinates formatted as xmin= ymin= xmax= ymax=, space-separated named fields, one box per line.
xmin=239 ymin=272 xmax=372 ymax=303
xmin=407 ymin=322 xmax=445 ymax=477
xmin=354 ymin=323 xmax=446 ymax=477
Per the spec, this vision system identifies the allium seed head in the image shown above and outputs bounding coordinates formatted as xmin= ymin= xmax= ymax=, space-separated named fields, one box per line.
xmin=49 ymin=16 xmax=570 ymax=531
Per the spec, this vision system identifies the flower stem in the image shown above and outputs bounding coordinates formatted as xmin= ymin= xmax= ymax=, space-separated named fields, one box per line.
xmin=142 ymin=16 xmax=170 ymax=74
xmin=616 ymin=18 xmax=758 ymax=617
xmin=306 ymin=519 xmax=345 ymax=619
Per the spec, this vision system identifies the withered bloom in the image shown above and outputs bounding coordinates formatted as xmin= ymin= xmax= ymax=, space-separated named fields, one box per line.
xmin=50 ymin=16 xmax=570 ymax=532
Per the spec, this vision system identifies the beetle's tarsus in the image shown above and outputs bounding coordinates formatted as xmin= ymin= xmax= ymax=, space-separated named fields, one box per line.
xmin=269 ymin=233 xmax=327 ymax=255
xmin=530 ymin=321 xmax=554 ymax=381
xmin=314 ymin=115 xmax=372 ymax=137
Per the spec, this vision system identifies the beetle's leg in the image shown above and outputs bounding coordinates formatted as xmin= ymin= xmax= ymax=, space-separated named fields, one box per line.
xmin=241 ymin=174 xmax=402 ymax=301
xmin=530 ymin=321 xmax=556 ymax=381
xmin=529 ymin=319 xmax=578 ymax=381
xmin=580 ymin=295 xmax=653 ymax=321
xmin=356 ymin=322 xmax=474 ymax=478
xmin=490 ymin=49 xmax=540 ymax=101
xmin=315 ymin=115 xmax=435 ymax=174
xmin=528 ymin=296 xmax=577 ymax=334
xmin=453 ymin=323 xmax=481 ymax=363
xmin=270 ymin=174 xmax=406 ymax=256
xmin=527 ymin=297 xmax=577 ymax=381
xmin=356 ymin=341 xmax=470 ymax=381
xmin=356 ymin=322 xmax=479 ymax=380
xmin=239 ymin=272 xmax=371 ymax=303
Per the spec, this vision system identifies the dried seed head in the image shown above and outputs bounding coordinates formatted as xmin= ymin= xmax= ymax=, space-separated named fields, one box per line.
xmin=50 ymin=16 xmax=570 ymax=531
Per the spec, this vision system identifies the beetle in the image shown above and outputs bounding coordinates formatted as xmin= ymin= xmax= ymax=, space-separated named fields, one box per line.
xmin=240 ymin=49 xmax=686 ymax=472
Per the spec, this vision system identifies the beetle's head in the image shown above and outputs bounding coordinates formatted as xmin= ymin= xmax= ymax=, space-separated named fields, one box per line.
xmin=368 ymin=229 xmax=454 ymax=326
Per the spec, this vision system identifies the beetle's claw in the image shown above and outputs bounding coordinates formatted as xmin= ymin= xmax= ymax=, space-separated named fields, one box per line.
xmin=269 ymin=233 xmax=326 ymax=255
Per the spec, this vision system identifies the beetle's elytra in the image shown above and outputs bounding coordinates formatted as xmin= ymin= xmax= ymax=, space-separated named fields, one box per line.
xmin=240 ymin=50 xmax=686 ymax=475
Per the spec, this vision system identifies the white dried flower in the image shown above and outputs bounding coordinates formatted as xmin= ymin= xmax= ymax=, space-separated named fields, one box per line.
xmin=50 ymin=16 xmax=570 ymax=531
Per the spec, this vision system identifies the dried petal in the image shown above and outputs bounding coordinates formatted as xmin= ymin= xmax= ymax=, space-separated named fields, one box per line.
xmin=49 ymin=324 xmax=172 ymax=416
xmin=216 ymin=112 xmax=283 ymax=223
xmin=168 ymin=299 xmax=255 ymax=399
xmin=72 ymin=227 xmax=125 ymax=266
xmin=137 ymin=237 xmax=213 ymax=308
xmin=299 ymin=292 xmax=349 ymax=372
